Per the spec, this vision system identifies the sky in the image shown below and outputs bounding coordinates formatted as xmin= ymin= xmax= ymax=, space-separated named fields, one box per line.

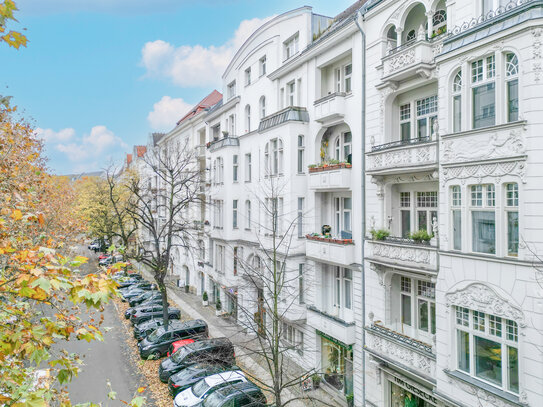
xmin=1 ymin=0 xmax=356 ymax=174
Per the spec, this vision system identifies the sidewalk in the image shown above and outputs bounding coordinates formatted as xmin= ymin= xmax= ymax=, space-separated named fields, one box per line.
xmin=138 ymin=268 xmax=343 ymax=407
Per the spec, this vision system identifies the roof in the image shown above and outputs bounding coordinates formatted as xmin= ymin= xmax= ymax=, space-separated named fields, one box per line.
xmin=334 ymin=0 xmax=367 ymax=20
xmin=135 ymin=146 xmax=146 ymax=157
xmin=176 ymin=90 xmax=223 ymax=125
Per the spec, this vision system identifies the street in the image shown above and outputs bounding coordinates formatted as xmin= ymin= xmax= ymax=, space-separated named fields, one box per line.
xmin=61 ymin=248 xmax=154 ymax=406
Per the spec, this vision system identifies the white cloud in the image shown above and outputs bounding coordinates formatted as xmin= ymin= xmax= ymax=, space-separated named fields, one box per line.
xmin=141 ymin=16 xmax=274 ymax=88
xmin=147 ymin=96 xmax=193 ymax=131
xmin=35 ymin=127 xmax=75 ymax=143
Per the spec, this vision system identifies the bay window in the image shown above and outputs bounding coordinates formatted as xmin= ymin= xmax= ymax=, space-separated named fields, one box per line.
xmin=472 ymin=55 xmax=496 ymax=129
xmin=471 ymin=184 xmax=495 ymax=254
xmin=455 ymin=307 xmax=519 ymax=394
xmin=505 ymin=53 xmax=519 ymax=122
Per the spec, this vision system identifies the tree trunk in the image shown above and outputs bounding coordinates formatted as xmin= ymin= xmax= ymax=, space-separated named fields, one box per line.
xmin=157 ymin=276 xmax=169 ymax=328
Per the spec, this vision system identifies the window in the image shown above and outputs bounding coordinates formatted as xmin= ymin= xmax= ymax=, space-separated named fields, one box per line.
xmin=505 ymin=53 xmax=519 ymax=122
xmin=232 ymin=155 xmax=238 ymax=182
xmin=472 ymin=55 xmax=496 ymax=129
xmin=400 ymin=103 xmax=411 ymax=141
xmin=400 ymin=192 xmax=411 ymax=238
xmin=245 ymin=153 xmax=252 ymax=182
xmin=227 ymin=81 xmax=236 ymax=100
xmin=455 ymin=307 xmax=519 ymax=394
xmin=505 ymin=183 xmax=519 ymax=256
xmin=259 ymin=96 xmax=266 ymax=119
xmin=232 ymin=200 xmax=238 ymax=229
xmin=297 ymin=135 xmax=305 ymax=173
xmin=452 ymin=186 xmax=462 ymax=251
xmin=280 ymin=88 xmax=285 ymax=109
xmin=213 ymin=157 xmax=224 ymax=184
xmin=416 ymin=96 xmax=438 ymax=140
xmin=215 ymin=244 xmax=225 ymax=273
xmin=333 ymin=132 xmax=352 ymax=163
xmin=453 ymin=71 xmax=462 ymax=132
xmin=399 ymin=276 xmax=436 ymax=336
xmin=334 ymin=197 xmax=352 ymax=237
xmin=213 ymin=200 xmax=224 ymax=228
xmin=332 ymin=267 xmax=353 ymax=314
xmin=281 ymin=320 xmax=304 ymax=354
xmin=416 ymin=191 xmax=438 ymax=232
xmin=265 ymin=138 xmax=283 ymax=176
xmin=266 ymin=197 xmax=283 ymax=235
xmin=244 ymin=67 xmax=251 ymax=86
xmin=228 ymin=114 xmax=236 ymax=135
xmin=198 ymin=240 xmax=205 ymax=260
xmin=287 ymin=81 xmax=295 ymax=106
xmin=259 ymin=56 xmax=267 ymax=76
xmin=284 ymin=33 xmax=299 ymax=60
xmin=406 ymin=29 xmax=416 ymax=43
xmin=471 ymin=184 xmax=496 ymax=254
xmin=297 ymin=197 xmax=304 ymax=237
xmin=344 ymin=64 xmax=352 ymax=93
xmin=335 ymin=68 xmax=341 ymax=92
xmin=245 ymin=200 xmax=251 ymax=229
xmin=298 ymin=264 xmax=305 ymax=304
xmin=245 ymin=105 xmax=251 ymax=133
xmin=433 ymin=9 xmax=447 ymax=34
xmin=233 ymin=247 xmax=238 ymax=275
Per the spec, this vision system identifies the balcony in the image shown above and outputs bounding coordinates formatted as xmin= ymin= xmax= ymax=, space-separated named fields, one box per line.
xmin=366 ymin=138 xmax=437 ymax=175
xmin=366 ymin=237 xmax=437 ymax=273
xmin=313 ymin=92 xmax=346 ymax=125
xmin=307 ymin=305 xmax=355 ymax=345
xmin=258 ymin=106 xmax=309 ymax=133
xmin=365 ymin=323 xmax=435 ymax=380
xmin=206 ymin=137 xmax=239 ymax=152
xmin=305 ymin=235 xmax=355 ymax=266
xmin=308 ymin=163 xmax=352 ymax=190
xmin=380 ymin=39 xmax=439 ymax=85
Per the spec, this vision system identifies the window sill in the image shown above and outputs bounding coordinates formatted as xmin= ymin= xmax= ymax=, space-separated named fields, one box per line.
xmin=444 ymin=369 xmax=520 ymax=405
xmin=244 ymin=228 xmax=251 ymax=231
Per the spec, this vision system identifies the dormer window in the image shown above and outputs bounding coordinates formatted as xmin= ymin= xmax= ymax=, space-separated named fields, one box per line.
xmin=284 ymin=33 xmax=299 ymax=61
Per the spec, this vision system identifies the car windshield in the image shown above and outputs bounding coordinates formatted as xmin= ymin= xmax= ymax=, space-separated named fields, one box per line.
xmin=192 ymin=378 xmax=211 ymax=398
xmin=146 ymin=327 xmax=165 ymax=343
xmin=202 ymin=391 xmax=225 ymax=407
xmin=171 ymin=346 xmax=190 ymax=363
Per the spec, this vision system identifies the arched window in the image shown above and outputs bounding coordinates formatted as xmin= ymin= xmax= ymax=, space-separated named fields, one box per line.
xmin=452 ymin=70 xmax=462 ymax=132
xmin=432 ymin=9 xmax=447 ymax=36
xmin=245 ymin=200 xmax=251 ymax=229
xmin=406 ymin=29 xmax=416 ymax=43
xmin=245 ymin=104 xmax=251 ymax=133
xmin=259 ymin=96 xmax=266 ymax=119
xmin=505 ymin=53 xmax=519 ymax=122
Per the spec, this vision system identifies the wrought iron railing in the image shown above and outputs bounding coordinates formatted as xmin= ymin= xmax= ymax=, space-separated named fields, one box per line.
xmin=367 ymin=323 xmax=433 ymax=354
xmin=447 ymin=0 xmax=536 ymax=37
xmin=371 ymin=136 xmax=431 ymax=152
xmin=379 ymin=235 xmax=433 ymax=246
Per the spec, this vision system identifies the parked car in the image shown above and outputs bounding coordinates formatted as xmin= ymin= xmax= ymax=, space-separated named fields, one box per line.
xmin=117 ymin=278 xmax=146 ymax=289
xmin=133 ymin=318 xmax=179 ymax=341
xmin=192 ymin=381 xmax=267 ymax=407
xmin=124 ymin=298 xmax=166 ymax=319
xmin=99 ymin=254 xmax=123 ymax=267
xmin=119 ymin=280 xmax=155 ymax=294
xmin=167 ymin=338 xmax=195 ymax=357
xmin=173 ymin=371 xmax=247 ymax=407
xmin=158 ymin=337 xmax=233 ymax=383
xmin=138 ymin=319 xmax=208 ymax=360
xmin=129 ymin=291 xmax=162 ymax=307
xmin=131 ymin=305 xmax=181 ymax=326
xmin=121 ymin=287 xmax=159 ymax=303
xmin=168 ymin=363 xmax=238 ymax=397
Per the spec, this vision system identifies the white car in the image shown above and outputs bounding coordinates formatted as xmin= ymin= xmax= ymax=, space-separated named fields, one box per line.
xmin=173 ymin=370 xmax=247 ymax=407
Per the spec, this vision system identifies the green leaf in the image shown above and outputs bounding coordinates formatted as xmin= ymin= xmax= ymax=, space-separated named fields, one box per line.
xmin=30 ymin=277 xmax=51 ymax=293
xmin=107 ymin=390 xmax=117 ymax=400
xmin=57 ymin=369 xmax=72 ymax=385
xmin=129 ymin=396 xmax=146 ymax=407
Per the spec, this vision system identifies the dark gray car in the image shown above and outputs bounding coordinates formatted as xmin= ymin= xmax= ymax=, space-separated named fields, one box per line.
xmin=130 ymin=305 xmax=181 ymax=325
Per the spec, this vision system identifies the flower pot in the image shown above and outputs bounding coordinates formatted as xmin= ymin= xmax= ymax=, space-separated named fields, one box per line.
xmin=215 ymin=310 xmax=223 ymax=317
xmin=202 ymin=300 xmax=208 ymax=306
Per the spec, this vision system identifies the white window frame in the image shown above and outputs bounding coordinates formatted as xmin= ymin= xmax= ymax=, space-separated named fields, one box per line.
xmin=232 ymin=155 xmax=238 ymax=182
xmin=284 ymin=33 xmax=299 ymax=61
xmin=297 ymin=197 xmax=304 ymax=238
xmin=451 ymin=185 xmax=462 ymax=251
xmin=471 ymin=55 xmax=496 ymax=129
xmin=287 ymin=81 xmax=295 ymax=106
xmin=259 ymin=56 xmax=267 ymax=76
xmin=245 ymin=200 xmax=251 ymax=230
xmin=398 ymin=276 xmax=436 ymax=340
xmin=297 ymin=135 xmax=305 ymax=173
xmin=505 ymin=52 xmax=519 ymax=123
xmin=244 ymin=67 xmax=251 ymax=86
xmin=232 ymin=199 xmax=238 ymax=229
xmin=504 ymin=183 xmax=519 ymax=257
xmin=333 ymin=196 xmax=352 ymax=237
xmin=344 ymin=63 xmax=352 ymax=93
xmin=259 ymin=96 xmax=266 ymax=119
xmin=227 ymin=80 xmax=236 ymax=100
xmin=416 ymin=95 xmax=438 ymax=140
xmin=245 ymin=105 xmax=251 ymax=133
xmin=244 ymin=153 xmax=252 ymax=182
xmin=452 ymin=70 xmax=463 ymax=133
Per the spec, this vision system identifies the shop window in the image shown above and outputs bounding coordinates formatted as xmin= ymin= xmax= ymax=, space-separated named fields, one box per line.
xmin=320 ymin=334 xmax=353 ymax=395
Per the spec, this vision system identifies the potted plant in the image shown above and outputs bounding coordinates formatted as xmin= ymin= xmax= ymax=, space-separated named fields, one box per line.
xmin=215 ymin=298 xmax=222 ymax=316
xmin=222 ymin=130 xmax=229 ymax=138
xmin=322 ymin=225 xmax=332 ymax=235
xmin=370 ymin=228 xmax=390 ymax=241
xmin=409 ymin=229 xmax=432 ymax=243
xmin=346 ymin=393 xmax=354 ymax=407
xmin=184 ymin=283 xmax=190 ymax=293
xmin=202 ymin=291 xmax=209 ymax=306
xmin=311 ymin=373 xmax=321 ymax=389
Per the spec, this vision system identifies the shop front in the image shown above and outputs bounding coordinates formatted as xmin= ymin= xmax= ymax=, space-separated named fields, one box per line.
xmin=317 ymin=330 xmax=353 ymax=397
xmin=385 ymin=371 xmax=437 ymax=407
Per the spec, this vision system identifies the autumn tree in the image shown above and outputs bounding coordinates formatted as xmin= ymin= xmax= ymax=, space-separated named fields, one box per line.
xmin=125 ymin=137 xmax=203 ymax=329
xmin=0 ymin=0 xmax=27 ymax=49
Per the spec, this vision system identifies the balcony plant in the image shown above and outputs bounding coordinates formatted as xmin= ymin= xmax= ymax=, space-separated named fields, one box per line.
xmin=311 ymin=373 xmax=322 ymax=389
xmin=221 ymin=130 xmax=229 ymax=138
xmin=202 ymin=291 xmax=208 ymax=306
xmin=370 ymin=228 xmax=390 ymax=241
xmin=409 ymin=229 xmax=432 ymax=243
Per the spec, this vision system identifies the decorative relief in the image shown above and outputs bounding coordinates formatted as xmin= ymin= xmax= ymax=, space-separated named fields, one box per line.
xmin=367 ymin=331 xmax=435 ymax=376
xmin=368 ymin=144 xmax=436 ymax=171
xmin=442 ymin=129 xmax=526 ymax=164
xmin=370 ymin=241 xmax=435 ymax=266
xmin=533 ymin=28 xmax=542 ymax=82
xmin=445 ymin=283 xmax=526 ymax=327
xmin=385 ymin=49 xmax=416 ymax=75
xmin=442 ymin=160 xmax=526 ymax=184
xmin=452 ymin=378 xmax=524 ymax=407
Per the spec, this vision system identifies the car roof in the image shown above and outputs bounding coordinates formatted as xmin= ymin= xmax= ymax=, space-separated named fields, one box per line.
xmin=184 ymin=337 xmax=232 ymax=352
xmin=214 ymin=381 xmax=262 ymax=399
xmin=203 ymin=371 xmax=245 ymax=387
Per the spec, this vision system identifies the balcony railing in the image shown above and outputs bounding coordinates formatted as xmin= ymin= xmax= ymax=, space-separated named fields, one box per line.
xmin=306 ymin=235 xmax=355 ymax=266
xmin=206 ymin=137 xmax=239 ymax=152
xmin=381 ymin=39 xmax=440 ymax=81
xmin=367 ymin=139 xmax=437 ymax=175
xmin=367 ymin=238 xmax=437 ymax=272
xmin=313 ymin=92 xmax=346 ymax=124
xmin=258 ymin=106 xmax=309 ymax=132
xmin=365 ymin=323 xmax=436 ymax=379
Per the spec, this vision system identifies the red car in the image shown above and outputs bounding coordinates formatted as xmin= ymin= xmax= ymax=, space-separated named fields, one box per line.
xmin=167 ymin=338 xmax=195 ymax=357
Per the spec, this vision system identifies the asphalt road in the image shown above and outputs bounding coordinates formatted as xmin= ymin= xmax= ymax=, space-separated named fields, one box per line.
xmin=61 ymin=248 xmax=152 ymax=405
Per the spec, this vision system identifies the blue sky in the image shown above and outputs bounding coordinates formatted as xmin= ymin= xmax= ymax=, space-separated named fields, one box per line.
xmin=1 ymin=0 xmax=356 ymax=174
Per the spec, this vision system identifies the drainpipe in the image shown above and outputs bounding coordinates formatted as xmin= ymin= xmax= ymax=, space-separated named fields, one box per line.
xmin=354 ymin=10 xmax=367 ymax=407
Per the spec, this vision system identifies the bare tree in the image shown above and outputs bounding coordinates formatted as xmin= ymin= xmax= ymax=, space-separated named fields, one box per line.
xmin=215 ymin=176 xmax=334 ymax=407
xmin=126 ymin=137 xmax=203 ymax=328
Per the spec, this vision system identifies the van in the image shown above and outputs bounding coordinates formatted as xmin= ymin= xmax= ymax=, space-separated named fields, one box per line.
xmin=158 ymin=337 xmax=235 ymax=382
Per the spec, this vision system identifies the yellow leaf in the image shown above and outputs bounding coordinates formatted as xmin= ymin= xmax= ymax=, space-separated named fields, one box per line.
xmin=37 ymin=213 xmax=45 ymax=225
xmin=137 ymin=386 xmax=146 ymax=393
xmin=11 ymin=209 xmax=22 ymax=220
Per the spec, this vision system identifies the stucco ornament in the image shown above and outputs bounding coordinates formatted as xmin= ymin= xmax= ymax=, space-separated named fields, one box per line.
xmin=445 ymin=282 xmax=526 ymax=327
xmin=453 ymin=379 xmax=524 ymax=407
xmin=533 ymin=28 xmax=542 ymax=82
xmin=442 ymin=160 xmax=527 ymax=184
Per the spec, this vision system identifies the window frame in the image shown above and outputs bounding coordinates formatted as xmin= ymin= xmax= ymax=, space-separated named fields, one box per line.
xmin=504 ymin=183 xmax=519 ymax=257
xmin=259 ymin=55 xmax=267 ymax=76
xmin=232 ymin=155 xmax=238 ymax=182
xmin=452 ymin=70 xmax=463 ymax=133
xmin=398 ymin=275 xmax=436 ymax=339
xmin=470 ymin=184 xmax=496 ymax=255
xmin=232 ymin=199 xmax=238 ymax=229
xmin=245 ymin=153 xmax=252 ymax=182
xmin=505 ymin=52 xmax=519 ymax=123
xmin=245 ymin=199 xmax=251 ymax=230
xmin=297 ymin=135 xmax=305 ymax=174
xmin=471 ymin=55 xmax=496 ymax=129
xmin=244 ymin=67 xmax=251 ymax=86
